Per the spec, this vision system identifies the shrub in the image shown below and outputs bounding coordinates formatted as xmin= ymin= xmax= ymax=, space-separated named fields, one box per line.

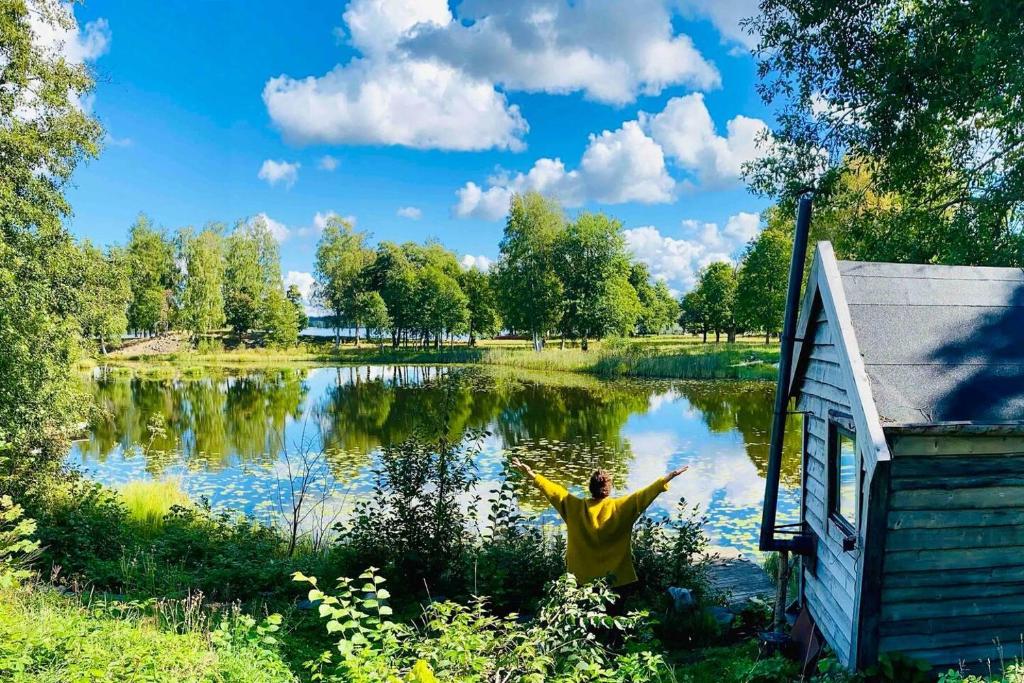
xmin=295 ymin=568 xmax=676 ymax=683
xmin=0 ymin=496 xmax=39 ymax=589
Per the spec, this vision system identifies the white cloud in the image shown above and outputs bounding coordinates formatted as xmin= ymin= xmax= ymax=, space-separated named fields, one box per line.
xmin=454 ymin=120 xmax=673 ymax=220
xmin=250 ymin=212 xmax=290 ymax=242
xmin=460 ymin=254 xmax=493 ymax=271
xmin=30 ymin=6 xmax=110 ymax=65
xmin=623 ymin=211 xmax=762 ymax=291
xmin=295 ymin=210 xmax=358 ymax=238
xmin=677 ymin=0 xmax=761 ymax=51
xmin=396 ymin=206 xmax=422 ymax=220
xmin=262 ymin=0 xmax=526 ymax=152
xmin=401 ymin=0 xmax=720 ymax=105
xmin=104 ymin=133 xmax=132 ymax=147
xmin=640 ymin=94 xmax=769 ymax=186
xmin=258 ymin=159 xmax=300 ymax=188
xmin=317 ymin=155 xmax=339 ymax=171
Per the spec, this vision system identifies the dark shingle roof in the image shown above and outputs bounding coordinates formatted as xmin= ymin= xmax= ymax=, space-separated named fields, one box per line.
xmin=837 ymin=260 xmax=1024 ymax=425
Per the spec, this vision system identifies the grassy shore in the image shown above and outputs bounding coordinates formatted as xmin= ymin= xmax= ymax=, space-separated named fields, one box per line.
xmin=101 ymin=334 xmax=780 ymax=381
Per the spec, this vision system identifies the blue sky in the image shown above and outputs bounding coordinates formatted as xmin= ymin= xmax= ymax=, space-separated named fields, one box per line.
xmin=61 ymin=0 xmax=769 ymax=300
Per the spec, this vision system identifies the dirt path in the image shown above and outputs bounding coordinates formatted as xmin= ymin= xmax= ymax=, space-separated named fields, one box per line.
xmin=107 ymin=333 xmax=187 ymax=357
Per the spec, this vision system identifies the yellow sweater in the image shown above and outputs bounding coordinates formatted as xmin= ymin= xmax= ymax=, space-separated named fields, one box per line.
xmin=530 ymin=473 xmax=669 ymax=587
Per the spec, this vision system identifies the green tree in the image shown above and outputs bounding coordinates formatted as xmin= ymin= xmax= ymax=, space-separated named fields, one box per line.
xmin=748 ymin=0 xmax=1024 ymax=266
xmin=263 ymin=286 xmax=299 ymax=347
xmin=493 ymin=192 xmax=565 ymax=351
xmin=553 ymin=212 xmax=639 ymax=349
xmin=356 ymin=290 xmax=390 ymax=349
xmin=736 ymin=226 xmax=791 ymax=344
xmin=417 ymin=266 xmax=467 ymax=349
xmin=77 ymin=241 xmax=131 ymax=354
xmin=178 ymin=226 xmax=226 ymax=339
xmin=125 ymin=214 xmax=177 ymax=335
xmin=314 ymin=216 xmax=372 ymax=348
xmin=694 ymin=262 xmax=738 ymax=343
xmin=629 ymin=263 xmax=679 ymax=336
xmin=364 ymin=242 xmax=417 ymax=348
xmin=679 ymin=289 xmax=709 ymax=342
xmin=0 ymin=0 xmax=104 ymax=459
xmin=223 ymin=217 xmax=281 ymax=337
xmin=286 ymin=284 xmax=308 ymax=331
xmin=459 ymin=267 xmax=500 ymax=346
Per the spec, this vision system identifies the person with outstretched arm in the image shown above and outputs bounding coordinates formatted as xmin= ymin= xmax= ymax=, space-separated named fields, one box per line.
xmin=510 ymin=458 xmax=688 ymax=605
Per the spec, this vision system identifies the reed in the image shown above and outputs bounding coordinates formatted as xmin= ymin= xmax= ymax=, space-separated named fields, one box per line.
xmin=118 ymin=479 xmax=192 ymax=531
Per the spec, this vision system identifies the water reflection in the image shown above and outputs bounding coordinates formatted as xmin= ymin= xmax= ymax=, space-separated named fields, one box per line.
xmin=71 ymin=365 xmax=801 ymax=554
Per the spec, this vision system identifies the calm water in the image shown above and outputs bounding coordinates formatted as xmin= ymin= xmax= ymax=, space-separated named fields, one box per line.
xmin=69 ymin=365 xmax=801 ymax=555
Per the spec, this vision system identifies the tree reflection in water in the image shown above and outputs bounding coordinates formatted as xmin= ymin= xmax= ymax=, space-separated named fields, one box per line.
xmin=71 ymin=365 xmax=801 ymax=554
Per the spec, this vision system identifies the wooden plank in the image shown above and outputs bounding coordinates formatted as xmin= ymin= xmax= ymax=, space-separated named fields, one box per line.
xmin=889 ymin=486 xmax=1024 ymax=511
xmin=891 ymin=474 xmax=1024 ymax=491
xmin=856 ymin=461 xmax=890 ymax=668
xmin=879 ymin=610 xmax=1024 ymax=637
xmin=888 ymin=508 xmax=1024 ymax=530
xmin=707 ymin=559 xmax=775 ymax=608
xmin=805 ymin=578 xmax=854 ymax=665
xmin=895 ymin=643 xmax=1015 ymax=669
xmin=885 ymin=546 xmax=1024 ymax=573
xmin=880 ymin=625 xmax=1024 ymax=653
xmin=885 ymin=565 xmax=1024 ymax=588
xmin=883 ymin=581 xmax=1024 ymax=604
xmin=892 ymin=455 xmax=1024 ymax=478
xmin=804 ymin=359 xmax=845 ymax=387
xmin=886 ymin=525 xmax=1024 ymax=551
xmin=890 ymin=435 xmax=1024 ymax=457
xmin=881 ymin=594 xmax=1024 ymax=622
xmin=801 ymin=378 xmax=853 ymax=410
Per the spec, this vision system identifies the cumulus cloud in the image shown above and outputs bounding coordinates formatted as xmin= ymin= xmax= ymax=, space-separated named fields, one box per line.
xmin=623 ymin=211 xmax=762 ymax=291
xmin=30 ymin=6 xmax=111 ymax=65
xmin=454 ymin=121 xmax=673 ymax=220
xmin=677 ymin=0 xmax=761 ymax=51
xmin=460 ymin=254 xmax=493 ymax=271
xmin=401 ymin=0 xmax=719 ymax=105
xmin=640 ymin=94 xmax=769 ymax=186
xmin=396 ymin=206 xmax=422 ymax=220
xmin=250 ymin=212 xmax=290 ymax=242
xmin=258 ymin=159 xmax=300 ymax=188
xmin=262 ymin=0 xmax=526 ymax=151
xmin=317 ymin=155 xmax=339 ymax=171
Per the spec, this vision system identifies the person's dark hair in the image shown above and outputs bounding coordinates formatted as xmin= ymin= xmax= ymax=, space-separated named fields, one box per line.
xmin=589 ymin=469 xmax=612 ymax=499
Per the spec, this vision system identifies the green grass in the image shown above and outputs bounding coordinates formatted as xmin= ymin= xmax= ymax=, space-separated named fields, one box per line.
xmin=101 ymin=334 xmax=780 ymax=381
xmin=118 ymin=479 xmax=192 ymax=533
xmin=0 ymin=582 xmax=296 ymax=682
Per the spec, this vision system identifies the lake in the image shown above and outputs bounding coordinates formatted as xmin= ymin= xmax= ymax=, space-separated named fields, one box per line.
xmin=69 ymin=365 xmax=802 ymax=555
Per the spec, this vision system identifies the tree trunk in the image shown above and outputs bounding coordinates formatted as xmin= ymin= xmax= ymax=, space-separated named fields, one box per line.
xmin=581 ymin=337 xmax=589 ymax=352
xmin=774 ymin=550 xmax=792 ymax=630
xmin=354 ymin=320 xmax=360 ymax=348
xmin=766 ymin=330 xmax=770 ymax=344
xmin=532 ymin=331 xmax=542 ymax=352
xmin=727 ymin=327 xmax=736 ymax=344
xmin=715 ymin=330 xmax=721 ymax=343
xmin=702 ymin=328 xmax=707 ymax=343
xmin=334 ymin=318 xmax=340 ymax=350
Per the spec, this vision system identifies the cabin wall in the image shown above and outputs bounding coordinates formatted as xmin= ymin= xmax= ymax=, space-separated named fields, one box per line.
xmin=795 ymin=306 xmax=861 ymax=666
xmin=878 ymin=435 xmax=1024 ymax=669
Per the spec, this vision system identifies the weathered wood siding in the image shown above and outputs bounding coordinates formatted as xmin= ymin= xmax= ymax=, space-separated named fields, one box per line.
xmin=795 ymin=304 xmax=861 ymax=666
xmin=879 ymin=436 xmax=1024 ymax=669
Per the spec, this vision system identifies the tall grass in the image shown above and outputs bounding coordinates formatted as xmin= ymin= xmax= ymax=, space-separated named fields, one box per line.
xmin=118 ymin=479 xmax=191 ymax=532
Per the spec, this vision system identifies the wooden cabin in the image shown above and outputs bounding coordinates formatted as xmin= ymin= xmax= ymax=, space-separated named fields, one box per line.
xmin=788 ymin=241 xmax=1024 ymax=670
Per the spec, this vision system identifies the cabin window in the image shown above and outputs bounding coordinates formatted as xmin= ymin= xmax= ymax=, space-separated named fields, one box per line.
xmin=828 ymin=415 xmax=858 ymax=536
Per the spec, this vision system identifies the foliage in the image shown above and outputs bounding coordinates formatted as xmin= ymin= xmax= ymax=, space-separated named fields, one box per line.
xmin=736 ymin=227 xmax=791 ymax=344
xmin=691 ymin=263 xmax=738 ymax=343
xmin=459 ymin=266 xmax=501 ymax=345
xmin=314 ymin=216 xmax=373 ymax=346
xmin=296 ymin=568 xmax=675 ymax=683
xmin=554 ymin=212 xmax=641 ymax=349
xmin=0 ymin=582 xmax=295 ymax=682
xmin=748 ymin=0 xmax=1024 ymax=267
xmin=286 ymin=284 xmax=309 ymax=331
xmin=355 ymin=290 xmax=390 ymax=347
xmin=126 ymin=214 xmax=178 ymax=335
xmin=631 ymin=501 xmax=713 ymax=602
xmin=0 ymin=496 xmax=39 ymax=589
xmin=224 ymin=216 xmax=282 ymax=336
xmin=631 ymin=264 xmax=679 ymax=336
xmin=494 ymin=192 xmax=566 ymax=350
xmin=0 ymin=0 xmax=100 ymax=459
xmin=77 ymin=240 xmax=132 ymax=354
xmin=178 ymin=226 xmax=226 ymax=338
xmin=264 ymin=284 xmax=301 ymax=347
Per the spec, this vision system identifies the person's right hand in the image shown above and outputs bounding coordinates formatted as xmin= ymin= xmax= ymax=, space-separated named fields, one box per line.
xmin=666 ymin=465 xmax=689 ymax=481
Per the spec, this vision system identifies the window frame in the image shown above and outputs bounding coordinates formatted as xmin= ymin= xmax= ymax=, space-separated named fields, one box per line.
xmin=827 ymin=411 xmax=859 ymax=539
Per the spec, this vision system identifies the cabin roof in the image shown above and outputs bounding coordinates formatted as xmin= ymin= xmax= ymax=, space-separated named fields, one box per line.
xmin=834 ymin=259 xmax=1024 ymax=427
